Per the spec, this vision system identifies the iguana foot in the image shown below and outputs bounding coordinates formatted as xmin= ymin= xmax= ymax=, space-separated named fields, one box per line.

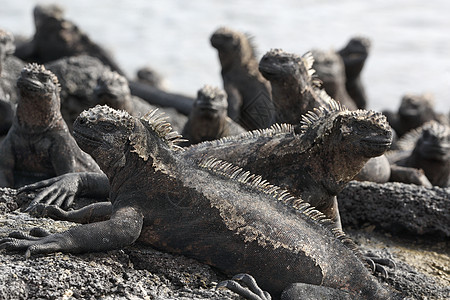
xmin=0 ymin=228 xmax=68 ymax=258
xmin=364 ymin=253 xmax=396 ymax=278
xmin=19 ymin=174 xmax=80 ymax=211
xmin=217 ymin=273 xmax=271 ymax=300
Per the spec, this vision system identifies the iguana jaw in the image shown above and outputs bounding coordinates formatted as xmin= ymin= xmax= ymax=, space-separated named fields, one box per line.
xmin=360 ymin=136 xmax=393 ymax=157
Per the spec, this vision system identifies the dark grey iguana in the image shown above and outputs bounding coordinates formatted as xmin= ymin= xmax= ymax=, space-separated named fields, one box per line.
xmin=258 ymin=49 xmax=328 ymax=126
xmin=15 ymin=4 xmax=126 ymax=75
xmin=0 ymin=63 xmax=102 ymax=189
xmin=310 ymin=49 xmax=358 ymax=110
xmin=23 ymin=98 xmax=392 ymax=230
xmin=181 ymin=85 xmax=246 ymax=145
xmin=0 ymin=29 xmax=25 ymax=136
xmin=210 ymin=27 xmax=274 ymax=130
xmin=387 ymin=120 xmax=450 ymax=187
xmin=0 ymin=105 xmax=396 ymax=300
xmin=183 ymin=98 xmax=393 ymax=229
xmin=94 ymin=70 xmax=187 ymax=133
xmin=383 ymin=93 xmax=449 ymax=139
xmin=337 ymin=36 xmax=372 ymax=109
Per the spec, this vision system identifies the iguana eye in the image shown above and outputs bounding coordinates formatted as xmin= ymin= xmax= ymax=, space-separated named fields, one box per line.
xmin=101 ymin=123 xmax=115 ymax=132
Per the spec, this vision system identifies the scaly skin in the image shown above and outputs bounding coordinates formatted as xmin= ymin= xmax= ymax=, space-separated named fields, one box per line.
xmin=337 ymin=36 xmax=371 ymax=109
xmin=0 ymin=63 xmax=102 ymax=190
xmin=182 ymin=85 xmax=246 ymax=145
xmin=0 ymin=105 xmax=395 ymax=300
xmin=311 ymin=49 xmax=357 ymax=110
xmin=210 ymin=27 xmax=274 ymax=130
xmin=258 ymin=49 xmax=328 ymax=126
xmin=184 ymin=99 xmax=393 ymax=228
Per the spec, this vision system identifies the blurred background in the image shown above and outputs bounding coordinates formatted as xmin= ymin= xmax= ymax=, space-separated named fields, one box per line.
xmin=1 ymin=0 xmax=449 ymax=112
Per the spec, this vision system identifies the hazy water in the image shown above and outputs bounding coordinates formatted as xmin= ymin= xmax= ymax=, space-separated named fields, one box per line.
xmin=1 ymin=0 xmax=449 ymax=112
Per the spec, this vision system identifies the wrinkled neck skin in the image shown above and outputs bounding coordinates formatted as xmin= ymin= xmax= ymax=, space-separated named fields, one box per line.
xmin=105 ymin=142 xmax=179 ymax=203
xmin=267 ymin=134 xmax=367 ymax=201
xmin=188 ymin=111 xmax=228 ymax=142
xmin=270 ymin=76 xmax=323 ymax=124
xmin=219 ymin=49 xmax=258 ymax=77
xmin=15 ymin=90 xmax=64 ymax=131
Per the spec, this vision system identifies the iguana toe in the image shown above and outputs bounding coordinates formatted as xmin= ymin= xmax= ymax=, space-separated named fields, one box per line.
xmin=217 ymin=274 xmax=271 ymax=300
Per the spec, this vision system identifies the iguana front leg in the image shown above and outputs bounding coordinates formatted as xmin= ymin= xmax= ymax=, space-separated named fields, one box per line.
xmin=0 ymin=206 xmax=142 ymax=257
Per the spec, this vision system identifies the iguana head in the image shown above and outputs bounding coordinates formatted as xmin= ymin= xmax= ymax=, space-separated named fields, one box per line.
xmin=210 ymin=27 xmax=256 ymax=68
xmin=259 ymin=49 xmax=319 ymax=85
xmin=94 ymin=70 xmax=131 ymax=111
xmin=0 ymin=29 xmax=15 ymax=74
xmin=17 ymin=63 xmax=61 ymax=98
xmin=398 ymin=93 xmax=434 ymax=120
xmin=415 ymin=121 xmax=450 ymax=161
xmin=33 ymin=4 xmax=64 ymax=30
xmin=299 ymin=99 xmax=393 ymax=158
xmin=73 ymin=105 xmax=183 ymax=175
xmin=311 ymin=49 xmax=346 ymax=97
xmin=192 ymin=85 xmax=228 ymax=118
xmin=338 ymin=36 xmax=371 ymax=77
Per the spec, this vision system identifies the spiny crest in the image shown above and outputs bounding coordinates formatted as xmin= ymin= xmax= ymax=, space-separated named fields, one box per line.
xmin=22 ymin=63 xmax=61 ymax=92
xmin=298 ymin=96 xmax=346 ymax=133
xmin=198 ymin=157 xmax=366 ymax=262
xmin=140 ymin=109 xmax=186 ymax=151
xmin=348 ymin=109 xmax=390 ymax=131
xmin=395 ymin=127 xmax=422 ymax=151
xmin=79 ymin=105 xmax=135 ymax=130
xmin=187 ymin=123 xmax=295 ymax=151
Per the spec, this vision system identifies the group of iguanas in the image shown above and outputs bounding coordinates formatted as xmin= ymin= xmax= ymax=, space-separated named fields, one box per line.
xmin=0 ymin=4 xmax=449 ymax=300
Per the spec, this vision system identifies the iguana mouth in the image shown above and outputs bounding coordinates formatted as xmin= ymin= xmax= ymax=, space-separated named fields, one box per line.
xmin=17 ymin=77 xmax=44 ymax=92
xmin=361 ymin=137 xmax=392 ymax=147
xmin=72 ymin=129 xmax=102 ymax=146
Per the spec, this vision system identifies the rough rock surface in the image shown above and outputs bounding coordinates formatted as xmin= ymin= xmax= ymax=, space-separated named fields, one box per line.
xmin=0 ymin=187 xmax=448 ymax=299
xmin=338 ymin=181 xmax=450 ymax=238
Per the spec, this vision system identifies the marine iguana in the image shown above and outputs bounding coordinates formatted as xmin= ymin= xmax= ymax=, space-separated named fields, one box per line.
xmin=0 ymin=105 xmax=396 ymax=300
xmin=383 ymin=93 xmax=449 ymax=139
xmin=0 ymin=29 xmax=24 ymax=135
xmin=258 ymin=49 xmax=327 ymax=126
xmin=387 ymin=121 xmax=450 ymax=187
xmin=181 ymin=85 xmax=246 ymax=145
xmin=210 ymin=27 xmax=274 ymax=130
xmin=0 ymin=29 xmax=15 ymax=135
xmin=338 ymin=36 xmax=371 ymax=109
xmin=23 ymin=98 xmax=392 ymax=230
xmin=94 ymin=70 xmax=187 ymax=133
xmin=183 ymin=98 xmax=393 ymax=229
xmin=14 ymin=4 xmax=126 ymax=75
xmin=0 ymin=63 xmax=102 ymax=190
xmin=311 ymin=49 xmax=358 ymax=110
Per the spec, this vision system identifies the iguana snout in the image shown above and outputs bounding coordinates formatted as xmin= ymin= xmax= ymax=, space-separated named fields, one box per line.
xmin=17 ymin=63 xmax=60 ymax=95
